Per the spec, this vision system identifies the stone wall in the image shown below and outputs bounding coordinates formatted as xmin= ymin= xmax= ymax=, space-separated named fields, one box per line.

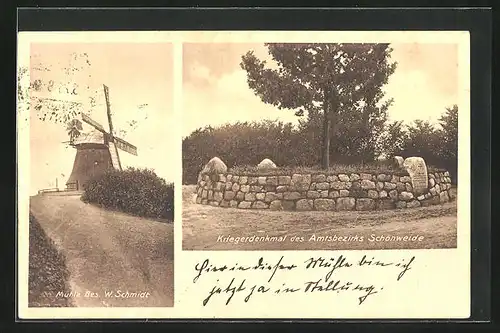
xmin=194 ymin=171 xmax=454 ymax=211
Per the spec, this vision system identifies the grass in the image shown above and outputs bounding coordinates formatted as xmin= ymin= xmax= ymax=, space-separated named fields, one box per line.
xmin=227 ymin=163 xmax=446 ymax=177
xmin=182 ymin=185 xmax=457 ymax=251
xmin=28 ymin=212 xmax=74 ymax=307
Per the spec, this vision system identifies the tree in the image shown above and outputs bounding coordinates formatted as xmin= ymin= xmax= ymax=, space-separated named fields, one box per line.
xmin=437 ymin=104 xmax=458 ymax=182
xmin=240 ymin=43 xmax=397 ymax=169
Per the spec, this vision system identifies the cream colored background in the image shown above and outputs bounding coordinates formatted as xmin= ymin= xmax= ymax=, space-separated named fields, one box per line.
xmin=17 ymin=31 xmax=471 ymax=319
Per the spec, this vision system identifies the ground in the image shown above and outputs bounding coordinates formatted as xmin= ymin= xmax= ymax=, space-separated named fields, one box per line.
xmin=182 ymin=185 xmax=457 ymax=251
xmin=29 ymin=192 xmax=174 ymax=307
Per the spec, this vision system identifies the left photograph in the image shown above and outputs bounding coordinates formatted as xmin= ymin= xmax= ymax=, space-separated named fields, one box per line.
xmin=19 ymin=42 xmax=175 ymax=307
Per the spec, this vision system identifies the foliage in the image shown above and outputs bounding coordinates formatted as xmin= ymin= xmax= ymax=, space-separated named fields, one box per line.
xmin=29 ymin=213 xmax=73 ymax=307
xmin=380 ymin=105 xmax=459 ymax=183
xmin=240 ymin=43 xmax=397 ymax=168
xmin=82 ymin=168 xmax=174 ymax=221
xmin=182 ymin=119 xmax=450 ymax=184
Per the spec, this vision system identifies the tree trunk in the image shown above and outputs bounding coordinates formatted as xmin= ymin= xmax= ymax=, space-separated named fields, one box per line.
xmin=322 ymin=102 xmax=330 ymax=170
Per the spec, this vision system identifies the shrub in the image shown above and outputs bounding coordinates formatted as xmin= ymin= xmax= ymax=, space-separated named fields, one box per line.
xmin=82 ymin=167 xmax=174 ymax=221
xmin=228 ymin=163 xmax=445 ymax=177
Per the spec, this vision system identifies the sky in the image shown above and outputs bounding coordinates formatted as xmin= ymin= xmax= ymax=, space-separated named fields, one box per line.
xmin=28 ymin=43 xmax=175 ymax=195
xmin=182 ymin=43 xmax=458 ymax=137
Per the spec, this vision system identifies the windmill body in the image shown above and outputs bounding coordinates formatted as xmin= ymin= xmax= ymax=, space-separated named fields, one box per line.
xmin=65 ymin=84 xmax=138 ymax=191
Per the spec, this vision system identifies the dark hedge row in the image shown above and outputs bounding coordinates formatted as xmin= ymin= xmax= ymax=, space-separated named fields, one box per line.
xmin=82 ymin=168 xmax=174 ymax=221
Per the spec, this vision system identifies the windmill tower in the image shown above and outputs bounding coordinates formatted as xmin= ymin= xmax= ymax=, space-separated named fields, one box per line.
xmin=65 ymin=84 xmax=138 ymax=191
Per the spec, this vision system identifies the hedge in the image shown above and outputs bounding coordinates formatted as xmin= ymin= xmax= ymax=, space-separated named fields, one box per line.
xmin=82 ymin=168 xmax=174 ymax=221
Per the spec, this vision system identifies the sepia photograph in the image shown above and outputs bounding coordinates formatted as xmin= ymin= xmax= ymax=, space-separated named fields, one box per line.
xmin=19 ymin=41 xmax=175 ymax=307
xmin=182 ymin=42 xmax=459 ymax=251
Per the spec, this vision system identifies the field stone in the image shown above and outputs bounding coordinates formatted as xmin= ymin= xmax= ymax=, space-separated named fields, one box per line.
xmin=290 ymin=174 xmax=312 ymax=191
xmin=258 ymin=177 xmax=267 ymax=185
xmin=391 ymin=175 xmax=399 ymax=183
xmin=389 ymin=190 xmax=398 ymax=199
xmin=338 ymin=174 xmax=349 ymax=182
xmin=360 ymin=180 xmax=376 ymax=190
xmin=377 ymin=199 xmax=395 ymax=210
xmin=379 ymin=190 xmax=388 ymax=198
xmin=417 ymin=195 xmax=425 ymax=201
xmin=320 ymin=190 xmax=329 ymax=198
xmin=429 ymin=173 xmax=435 ymax=179
xmin=296 ymin=199 xmax=313 ymax=211
xmin=266 ymin=176 xmax=278 ymax=186
xmin=307 ymin=191 xmax=321 ymax=199
xmin=238 ymin=201 xmax=252 ymax=209
xmin=377 ymin=174 xmax=387 ymax=181
xmin=227 ymin=174 xmax=233 ymax=182
xmin=439 ymin=191 xmax=450 ymax=203
xmin=396 ymin=182 xmax=406 ymax=191
xmin=252 ymin=201 xmax=269 ymax=209
xmin=329 ymin=190 xmax=340 ymax=198
xmin=265 ymin=192 xmax=282 ymax=202
xmin=394 ymin=156 xmax=404 ymax=168
xmin=395 ymin=201 xmax=407 ymax=209
xmin=257 ymin=158 xmax=277 ymax=170
xmin=310 ymin=183 xmax=316 ymax=190
xmin=232 ymin=183 xmax=240 ymax=192
xmin=384 ymin=182 xmax=397 ymax=190
xmin=202 ymin=190 xmax=208 ymax=199
xmin=327 ymin=175 xmax=338 ymax=182
xmin=239 ymin=176 xmax=248 ymax=185
xmin=407 ymin=200 xmax=421 ymax=208
xmin=356 ymin=198 xmax=375 ymax=211
xmin=264 ymin=185 xmax=277 ymax=192
xmin=248 ymin=177 xmax=258 ymax=185
xmin=209 ymin=201 xmax=220 ymax=207
xmin=229 ymin=200 xmax=238 ymax=208
xmin=283 ymin=192 xmax=302 ymax=200
xmin=376 ymin=182 xmax=384 ymax=190
xmin=349 ymin=173 xmax=360 ymax=181
xmin=405 ymin=183 xmax=413 ymax=192
xmin=220 ymin=200 xmax=229 ymax=207
xmin=360 ymin=173 xmax=372 ymax=180
xmin=245 ymin=193 xmax=256 ymax=201
xmin=278 ymin=176 xmax=291 ymax=185
xmin=269 ymin=200 xmax=283 ymax=210
xmin=236 ymin=191 xmax=245 ymax=201
xmin=250 ymin=185 xmax=263 ymax=192
xmin=201 ymin=199 xmax=208 ymax=205
xmin=256 ymin=193 xmax=265 ymax=200
xmin=429 ymin=178 xmax=436 ymax=187
xmin=224 ymin=191 xmax=236 ymax=200
xmin=336 ymin=197 xmax=355 ymax=211
xmin=444 ymin=171 xmax=450 ymax=177
xmin=207 ymin=190 xmax=213 ymax=200
xmin=225 ymin=182 xmax=232 ymax=190
xmin=316 ymin=182 xmax=330 ymax=190
xmin=339 ymin=190 xmax=350 ymax=197
xmin=448 ymin=189 xmax=456 ymax=200
xmin=399 ymin=191 xmax=414 ymax=201
xmin=219 ymin=174 xmax=226 ymax=182
xmin=195 ymin=197 xmax=202 ymax=204
xmin=314 ymin=199 xmax=336 ymax=211
xmin=240 ymin=185 xmax=250 ymax=193
xmin=213 ymin=192 xmax=223 ymax=201
xmin=368 ymin=190 xmax=379 ymax=199
xmin=276 ymin=186 xmax=288 ymax=193
xmin=331 ymin=181 xmax=348 ymax=190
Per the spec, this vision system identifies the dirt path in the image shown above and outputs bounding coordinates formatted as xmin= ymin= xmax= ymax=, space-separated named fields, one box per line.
xmin=30 ymin=193 xmax=174 ymax=307
xmin=182 ymin=185 xmax=457 ymax=250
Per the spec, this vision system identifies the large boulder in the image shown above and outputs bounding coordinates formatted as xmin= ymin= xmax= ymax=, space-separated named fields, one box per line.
xmin=403 ymin=157 xmax=429 ymax=195
xmin=257 ymin=158 xmax=277 ymax=170
xmin=394 ymin=156 xmax=404 ymax=168
xmin=201 ymin=157 xmax=227 ymax=175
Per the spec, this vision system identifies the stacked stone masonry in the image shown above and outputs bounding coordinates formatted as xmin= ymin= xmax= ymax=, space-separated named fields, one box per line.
xmin=195 ymin=171 xmax=454 ymax=211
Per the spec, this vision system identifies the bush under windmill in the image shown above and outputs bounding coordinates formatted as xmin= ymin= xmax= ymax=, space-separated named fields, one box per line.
xmin=81 ymin=167 xmax=174 ymax=221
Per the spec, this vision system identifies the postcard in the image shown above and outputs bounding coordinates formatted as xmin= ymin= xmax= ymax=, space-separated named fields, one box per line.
xmin=18 ymin=30 xmax=470 ymax=319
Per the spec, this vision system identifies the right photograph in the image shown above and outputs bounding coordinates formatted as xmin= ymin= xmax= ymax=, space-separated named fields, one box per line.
xmin=182 ymin=42 xmax=458 ymax=251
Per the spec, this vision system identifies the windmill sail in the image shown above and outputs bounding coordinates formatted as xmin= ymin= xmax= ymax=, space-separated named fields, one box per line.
xmin=108 ymin=141 xmax=122 ymax=171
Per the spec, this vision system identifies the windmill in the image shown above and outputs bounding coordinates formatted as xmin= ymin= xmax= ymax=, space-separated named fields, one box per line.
xmin=65 ymin=84 xmax=138 ymax=191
